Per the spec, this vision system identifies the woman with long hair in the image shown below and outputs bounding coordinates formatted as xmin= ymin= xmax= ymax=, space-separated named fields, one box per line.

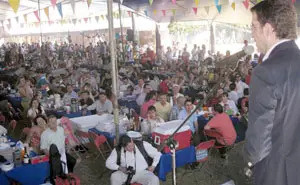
xmin=27 ymin=96 xmax=46 ymax=126
xmin=25 ymin=115 xmax=48 ymax=154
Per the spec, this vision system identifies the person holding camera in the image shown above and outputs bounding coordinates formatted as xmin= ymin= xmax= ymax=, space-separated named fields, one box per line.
xmin=106 ymin=135 xmax=161 ymax=185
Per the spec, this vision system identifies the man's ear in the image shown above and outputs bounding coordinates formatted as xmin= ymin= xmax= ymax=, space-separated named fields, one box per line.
xmin=264 ymin=22 xmax=275 ymax=36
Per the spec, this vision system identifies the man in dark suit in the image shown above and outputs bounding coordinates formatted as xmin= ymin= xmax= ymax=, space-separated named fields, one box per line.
xmin=245 ymin=1 xmax=300 ymax=185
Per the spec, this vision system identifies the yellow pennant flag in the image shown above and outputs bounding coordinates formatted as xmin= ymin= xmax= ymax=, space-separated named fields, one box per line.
xmin=257 ymin=0 xmax=262 ymax=2
xmin=87 ymin=0 xmax=92 ymax=8
xmin=44 ymin=7 xmax=50 ymax=20
xmin=231 ymin=2 xmax=236 ymax=10
xmin=194 ymin=0 xmax=199 ymax=6
xmin=8 ymin=0 xmax=20 ymax=13
xmin=153 ymin=9 xmax=157 ymax=15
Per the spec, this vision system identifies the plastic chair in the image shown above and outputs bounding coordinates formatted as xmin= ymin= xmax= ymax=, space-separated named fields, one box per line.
xmin=74 ymin=130 xmax=91 ymax=153
xmin=181 ymin=140 xmax=216 ymax=184
xmin=203 ymin=129 xmax=234 ymax=160
xmin=89 ymin=131 xmax=112 ymax=160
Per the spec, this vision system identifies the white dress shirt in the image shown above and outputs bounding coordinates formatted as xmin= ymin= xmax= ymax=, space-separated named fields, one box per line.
xmin=87 ymin=99 xmax=113 ymax=114
xmin=106 ymin=141 xmax=162 ymax=173
xmin=236 ymin=81 xmax=249 ymax=98
xmin=220 ymin=100 xmax=239 ymax=115
xmin=40 ymin=126 xmax=68 ymax=173
xmin=136 ymin=92 xmax=146 ymax=106
xmin=228 ymin=91 xmax=239 ymax=104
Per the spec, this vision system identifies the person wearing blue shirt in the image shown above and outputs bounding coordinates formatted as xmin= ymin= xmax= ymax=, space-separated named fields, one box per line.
xmin=178 ymin=99 xmax=199 ymax=146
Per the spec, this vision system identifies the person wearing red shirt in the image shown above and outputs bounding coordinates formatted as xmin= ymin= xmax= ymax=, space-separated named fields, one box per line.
xmin=204 ymin=104 xmax=237 ymax=158
xmin=245 ymin=69 xmax=252 ymax=85
xmin=159 ymin=76 xmax=169 ymax=94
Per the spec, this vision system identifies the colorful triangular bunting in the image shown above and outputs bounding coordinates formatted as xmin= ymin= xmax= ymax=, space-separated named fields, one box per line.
xmin=8 ymin=0 xmax=20 ymax=13
xmin=192 ymin=7 xmax=197 ymax=15
xmin=231 ymin=2 xmax=236 ymax=10
xmin=34 ymin=10 xmax=40 ymax=22
xmin=44 ymin=7 xmax=50 ymax=20
xmin=149 ymin=0 xmax=153 ymax=6
xmin=172 ymin=9 xmax=176 ymax=16
xmin=95 ymin=16 xmax=99 ymax=22
xmin=51 ymin=0 xmax=57 ymax=8
xmin=204 ymin=6 xmax=209 ymax=15
xmin=56 ymin=2 xmax=63 ymax=18
xmin=216 ymin=5 xmax=222 ymax=13
xmin=243 ymin=0 xmax=249 ymax=9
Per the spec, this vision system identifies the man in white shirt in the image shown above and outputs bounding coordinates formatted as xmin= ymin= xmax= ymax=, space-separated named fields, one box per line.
xmin=220 ymin=92 xmax=239 ymax=115
xmin=136 ymin=84 xmax=152 ymax=106
xmin=228 ymin=83 xmax=239 ymax=104
xmin=63 ymin=84 xmax=79 ymax=105
xmin=40 ymin=115 xmax=76 ymax=172
xmin=106 ymin=135 xmax=161 ymax=185
xmin=235 ymin=74 xmax=249 ymax=98
xmin=133 ymin=78 xmax=145 ymax=95
xmin=86 ymin=92 xmax=113 ymax=114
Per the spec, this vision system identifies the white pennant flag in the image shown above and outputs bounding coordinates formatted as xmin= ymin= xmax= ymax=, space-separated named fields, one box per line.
xmin=120 ymin=0 xmax=123 ymax=4
xmin=71 ymin=0 xmax=76 ymax=14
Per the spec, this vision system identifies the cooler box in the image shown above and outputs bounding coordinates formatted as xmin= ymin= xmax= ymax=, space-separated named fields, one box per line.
xmin=70 ymin=114 xmax=113 ymax=132
xmin=152 ymin=120 xmax=192 ymax=153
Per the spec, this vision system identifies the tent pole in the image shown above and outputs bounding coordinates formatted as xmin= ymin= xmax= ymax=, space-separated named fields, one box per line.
xmin=210 ymin=21 xmax=216 ymax=54
xmin=37 ymin=0 xmax=42 ymax=45
xmin=107 ymin=0 xmax=120 ymax=144
xmin=118 ymin=1 xmax=126 ymax=63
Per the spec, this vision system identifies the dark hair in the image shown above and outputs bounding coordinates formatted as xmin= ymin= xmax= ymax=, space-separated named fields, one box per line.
xmin=184 ymin=99 xmax=193 ymax=105
xmin=251 ymin=0 xmax=297 ymax=40
xmin=213 ymin=104 xmax=224 ymax=114
xmin=80 ymin=90 xmax=90 ymax=95
xmin=143 ymin=83 xmax=150 ymax=89
xmin=222 ymin=92 xmax=229 ymax=98
xmin=244 ymin=88 xmax=249 ymax=96
xmin=33 ymin=114 xmax=47 ymax=126
xmin=118 ymin=135 xmax=132 ymax=148
xmin=30 ymin=97 xmax=43 ymax=114
xmin=145 ymin=91 xmax=157 ymax=102
xmin=48 ymin=114 xmax=57 ymax=120
xmin=99 ymin=91 xmax=106 ymax=96
xmin=147 ymin=105 xmax=156 ymax=112
xmin=229 ymin=83 xmax=236 ymax=91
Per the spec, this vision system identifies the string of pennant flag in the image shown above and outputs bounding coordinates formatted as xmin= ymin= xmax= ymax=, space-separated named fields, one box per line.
xmin=2 ymin=0 xmax=297 ymax=28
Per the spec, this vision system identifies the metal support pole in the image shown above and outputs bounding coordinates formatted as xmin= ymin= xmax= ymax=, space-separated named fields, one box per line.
xmin=171 ymin=148 xmax=177 ymax=185
xmin=107 ymin=0 xmax=120 ymax=143
xmin=37 ymin=0 xmax=43 ymax=45
xmin=118 ymin=1 xmax=126 ymax=63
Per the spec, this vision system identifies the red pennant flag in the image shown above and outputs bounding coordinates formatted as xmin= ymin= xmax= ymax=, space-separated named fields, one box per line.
xmin=292 ymin=0 xmax=296 ymax=3
xmin=127 ymin=11 xmax=131 ymax=17
xmin=172 ymin=0 xmax=176 ymax=4
xmin=34 ymin=10 xmax=40 ymax=22
xmin=243 ymin=0 xmax=249 ymax=9
xmin=162 ymin=10 xmax=166 ymax=16
xmin=51 ymin=0 xmax=57 ymax=7
xmin=192 ymin=7 xmax=197 ymax=15
xmin=83 ymin=17 xmax=88 ymax=23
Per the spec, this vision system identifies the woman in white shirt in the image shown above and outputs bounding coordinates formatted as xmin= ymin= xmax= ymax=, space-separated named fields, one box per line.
xmin=141 ymin=106 xmax=165 ymax=135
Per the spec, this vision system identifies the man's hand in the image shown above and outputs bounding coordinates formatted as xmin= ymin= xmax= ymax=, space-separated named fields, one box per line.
xmin=118 ymin=166 xmax=127 ymax=174
xmin=147 ymin=166 xmax=155 ymax=172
